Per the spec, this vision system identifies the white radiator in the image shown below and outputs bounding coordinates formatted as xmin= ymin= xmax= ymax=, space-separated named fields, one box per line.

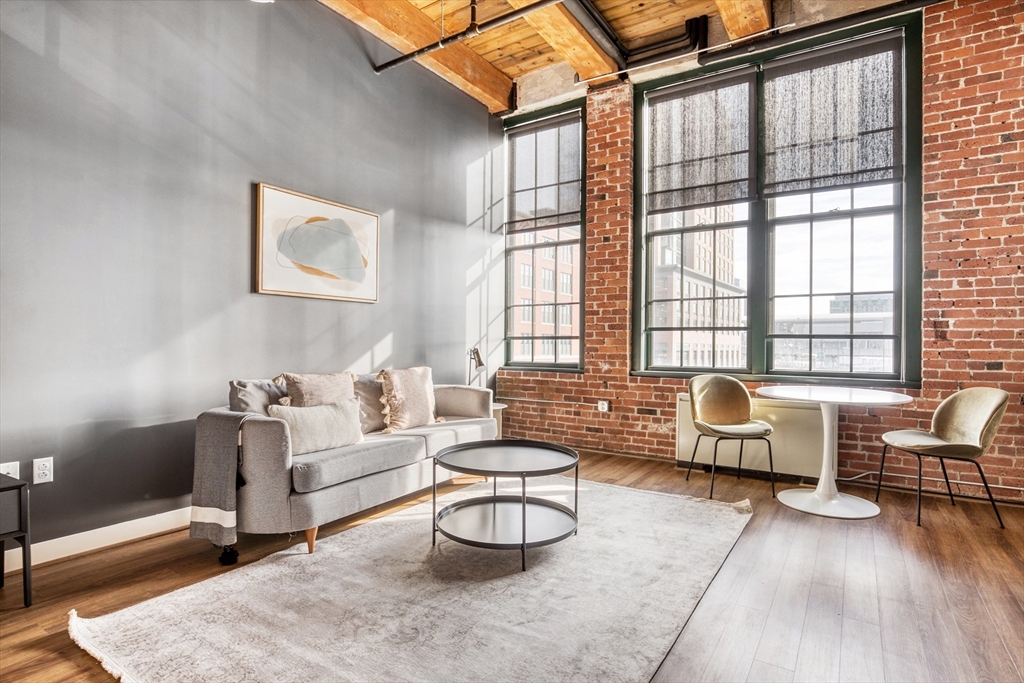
xmin=676 ymin=393 xmax=831 ymax=480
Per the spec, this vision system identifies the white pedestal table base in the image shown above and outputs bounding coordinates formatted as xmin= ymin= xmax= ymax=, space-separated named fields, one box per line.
xmin=775 ymin=401 xmax=880 ymax=520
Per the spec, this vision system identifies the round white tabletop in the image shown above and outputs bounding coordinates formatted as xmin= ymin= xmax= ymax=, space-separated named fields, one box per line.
xmin=755 ymin=385 xmax=913 ymax=520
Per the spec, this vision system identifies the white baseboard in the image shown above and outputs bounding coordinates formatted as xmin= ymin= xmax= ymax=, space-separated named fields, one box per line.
xmin=4 ymin=507 xmax=191 ymax=574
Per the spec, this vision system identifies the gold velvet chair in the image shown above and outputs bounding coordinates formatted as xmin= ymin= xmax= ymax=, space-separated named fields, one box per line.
xmin=686 ymin=375 xmax=776 ymax=500
xmin=874 ymin=386 xmax=1009 ymax=528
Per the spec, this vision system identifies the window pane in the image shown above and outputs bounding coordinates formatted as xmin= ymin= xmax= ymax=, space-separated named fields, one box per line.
xmin=853 ymin=214 xmax=894 ymax=292
xmin=512 ymin=135 xmax=535 ymax=190
xmin=813 ymin=189 xmax=851 ymax=213
xmin=716 ymin=227 xmax=747 ymax=293
xmin=774 ymin=223 xmax=810 ymax=295
xmin=558 ymin=337 xmax=581 ymax=364
xmin=650 ymin=330 xmax=681 ymax=366
xmin=854 ymin=183 xmax=895 ymax=208
xmin=812 ymin=219 xmax=851 ymax=294
xmin=812 ymin=338 xmax=851 ymax=372
xmin=774 ymin=338 xmax=810 ymax=371
xmin=770 ymin=193 xmax=810 ymax=218
xmin=511 ymin=338 xmax=532 ymax=363
xmin=853 ymin=338 xmax=894 ymax=373
xmin=853 ymin=293 xmax=894 ymax=334
xmin=715 ymin=297 xmax=746 ymax=328
xmin=813 ymin=294 xmax=850 ymax=334
xmin=715 ymin=330 xmax=748 ymax=369
xmin=536 ymin=128 xmax=558 ymax=187
xmin=559 ymin=122 xmax=581 ymax=182
xmin=773 ymin=296 xmax=809 ymax=334
xmin=651 ymin=300 xmax=681 ymax=327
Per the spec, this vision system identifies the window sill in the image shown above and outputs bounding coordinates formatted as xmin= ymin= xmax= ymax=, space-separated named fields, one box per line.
xmin=499 ymin=365 xmax=585 ymax=374
xmin=631 ymin=369 xmax=921 ymax=390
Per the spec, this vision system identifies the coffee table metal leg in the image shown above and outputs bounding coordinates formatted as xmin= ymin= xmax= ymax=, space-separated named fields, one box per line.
xmin=432 ymin=458 xmax=437 ymax=546
xmin=521 ymin=474 xmax=527 ymax=571
xmin=574 ymin=463 xmax=579 ymax=535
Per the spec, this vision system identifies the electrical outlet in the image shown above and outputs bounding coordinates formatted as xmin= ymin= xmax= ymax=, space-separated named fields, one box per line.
xmin=0 ymin=461 xmax=19 ymax=480
xmin=597 ymin=400 xmax=610 ymax=413
xmin=33 ymin=457 xmax=54 ymax=485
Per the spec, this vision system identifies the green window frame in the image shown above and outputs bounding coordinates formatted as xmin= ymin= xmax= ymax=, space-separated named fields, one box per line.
xmin=632 ymin=13 xmax=923 ymax=388
xmin=504 ymin=101 xmax=587 ymax=371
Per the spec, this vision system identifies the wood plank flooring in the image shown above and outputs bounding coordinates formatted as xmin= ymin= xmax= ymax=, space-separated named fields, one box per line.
xmin=2 ymin=452 xmax=1022 ymax=683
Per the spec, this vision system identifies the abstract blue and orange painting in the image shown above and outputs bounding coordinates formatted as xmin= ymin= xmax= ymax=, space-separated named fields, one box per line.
xmin=257 ymin=184 xmax=379 ymax=302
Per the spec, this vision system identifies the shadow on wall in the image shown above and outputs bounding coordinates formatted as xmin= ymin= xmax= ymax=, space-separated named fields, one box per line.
xmin=45 ymin=418 xmax=196 ymax=540
xmin=464 ymin=143 xmax=506 ymax=387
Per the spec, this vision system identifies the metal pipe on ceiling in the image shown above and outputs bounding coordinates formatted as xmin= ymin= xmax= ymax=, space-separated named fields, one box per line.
xmin=373 ymin=0 xmax=567 ymax=74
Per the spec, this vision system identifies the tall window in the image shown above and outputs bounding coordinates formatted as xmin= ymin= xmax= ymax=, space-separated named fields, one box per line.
xmin=506 ymin=110 xmax=583 ymax=367
xmin=642 ymin=31 xmax=910 ymax=380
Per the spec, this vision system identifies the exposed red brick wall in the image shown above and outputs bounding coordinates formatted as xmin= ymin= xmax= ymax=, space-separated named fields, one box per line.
xmin=497 ymin=0 xmax=1024 ymax=502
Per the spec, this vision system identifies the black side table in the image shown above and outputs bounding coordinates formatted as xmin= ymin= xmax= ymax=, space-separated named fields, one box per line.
xmin=0 ymin=473 xmax=31 ymax=607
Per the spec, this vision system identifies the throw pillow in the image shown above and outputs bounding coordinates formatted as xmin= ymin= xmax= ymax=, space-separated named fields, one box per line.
xmin=377 ymin=366 xmax=441 ymax=433
xmin=267 ymin=398 xmax=363 ymax=456
xmin=228 ymin=379 xmax=288 ymax=416
xmin=275 ymin=372 xmax=355 ymax=408
xmin=352 ymin=373 xmax=387 ymax=433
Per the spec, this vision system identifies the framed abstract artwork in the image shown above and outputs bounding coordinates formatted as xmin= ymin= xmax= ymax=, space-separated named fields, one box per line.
xmin=256 ymin=183 xmax=379 ymax=303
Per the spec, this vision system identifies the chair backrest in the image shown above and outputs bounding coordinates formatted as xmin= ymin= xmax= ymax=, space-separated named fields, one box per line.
xmin=931 ymin=387 xmax=1010 ymax=451
xmin=689 ymin=375 xmax=753 ymax=426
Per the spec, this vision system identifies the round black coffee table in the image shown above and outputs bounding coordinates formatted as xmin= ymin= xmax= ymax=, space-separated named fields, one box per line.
xmin=432 ymin=439 xmax=579 ymax=571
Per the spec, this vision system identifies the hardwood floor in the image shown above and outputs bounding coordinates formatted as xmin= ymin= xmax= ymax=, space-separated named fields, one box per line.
xmin=2 ymin=452 xmax=1022 ymax=682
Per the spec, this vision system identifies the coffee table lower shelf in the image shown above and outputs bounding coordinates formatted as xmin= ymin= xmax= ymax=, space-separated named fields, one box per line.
xmin=435 ymin=495 xmax=577 ymax=570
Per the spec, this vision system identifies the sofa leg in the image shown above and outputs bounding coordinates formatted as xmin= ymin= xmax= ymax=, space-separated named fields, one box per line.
xmin=305 ymin=527 xmax=318 ymax=554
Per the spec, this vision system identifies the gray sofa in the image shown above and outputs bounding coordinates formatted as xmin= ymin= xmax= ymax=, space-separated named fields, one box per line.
xmin=200 ymin=384 xmax=495 ymax=552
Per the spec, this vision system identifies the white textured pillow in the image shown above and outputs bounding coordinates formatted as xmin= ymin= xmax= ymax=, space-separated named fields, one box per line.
xmin=268 ymin=398 xmax=363 ymax=456
xmin=377 ymin=367 xmax=442 ymax=433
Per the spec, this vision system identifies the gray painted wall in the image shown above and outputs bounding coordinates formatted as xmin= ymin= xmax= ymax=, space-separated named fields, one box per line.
xmin=0 ymin=0 xmax=506 ymax=546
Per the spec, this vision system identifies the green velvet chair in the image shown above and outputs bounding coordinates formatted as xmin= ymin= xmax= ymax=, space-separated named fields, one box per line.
xmin=874 ymin=386 xmax=1009 ymax=528
xmin=686 ymin=375 xmax=776 ymax=500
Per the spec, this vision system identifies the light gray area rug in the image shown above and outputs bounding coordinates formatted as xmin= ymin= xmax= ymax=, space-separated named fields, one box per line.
xmin=69 ymin=477 xmax=752 ymax=683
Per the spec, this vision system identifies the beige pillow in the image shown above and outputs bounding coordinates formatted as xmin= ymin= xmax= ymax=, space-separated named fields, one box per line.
xmin=267 ymin=399 xmax=363 ymax=456
xmin=377 ymin=367 xmax=442 ymax=433
xmin=352 ymin=373 xmax=387 ymax=433
xmin=274 ymin=372 xmax=355 ymax=408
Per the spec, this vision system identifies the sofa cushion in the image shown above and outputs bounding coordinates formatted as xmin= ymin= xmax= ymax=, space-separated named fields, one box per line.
xmin=352 ymin=373 xmax=387 ymax=434
xmin=268 ymin=399 xmax=363 ymax=456
xmin=399 ymin=417 xmax=497 ymax=456
xmin=378 ymin=367 xmax=437 ymax=433
xmin=291 ymin=433 xmax=427 ymax=493
xmin=276 ymin=372 xmax=355 ymax=408
xmin=229 ymin=379 xmax=287 ymax=415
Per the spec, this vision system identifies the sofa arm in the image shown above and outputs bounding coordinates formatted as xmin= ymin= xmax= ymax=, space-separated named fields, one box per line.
xmin=434 ymin=385 xmax=493 ymax=419
xmin=236 ymin=414 xmax=295 ymax=534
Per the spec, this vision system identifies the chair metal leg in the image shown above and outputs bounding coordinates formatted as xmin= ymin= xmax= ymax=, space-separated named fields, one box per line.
xmin=938 ymin=458 xmax=956 ymax=507
xmin=737 ymin=440 xmax=744 ymax=480
xmin=686 ymin=435 xmax=701 ymax=481
xmin=763 ymin=438 xmax=776 ymax=498
xmin=970 ymin=460 xmax=1004 ymax=529
xmin=710 ymin=438 xmax=720 ymax=500
xmin=916 ymin=454 xmax=923 ymax=527
xmin=875 ymin=444 xmax=889 ymax=502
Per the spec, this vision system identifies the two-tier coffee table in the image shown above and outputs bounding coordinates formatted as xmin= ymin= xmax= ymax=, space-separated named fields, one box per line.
xmin=432 ymin=439 xmax=579 ymax=571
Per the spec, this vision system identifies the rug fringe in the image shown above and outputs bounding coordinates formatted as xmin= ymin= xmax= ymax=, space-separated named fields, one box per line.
xmin=68 ymin=610 xmax=138 ymax=683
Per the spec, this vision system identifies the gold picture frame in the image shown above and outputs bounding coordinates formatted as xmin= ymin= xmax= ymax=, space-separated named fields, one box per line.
xmin=256 ymin=183 xmax=379 ymax=303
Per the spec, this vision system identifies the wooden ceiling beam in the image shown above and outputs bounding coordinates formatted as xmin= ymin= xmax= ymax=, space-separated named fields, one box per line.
xmin=713 ymin=0 xmax=771 ymax=40
xmin=319 ymin=0 xmax=513 ymax=114
xmin=506 ymin=0 xmax=619 ymax=82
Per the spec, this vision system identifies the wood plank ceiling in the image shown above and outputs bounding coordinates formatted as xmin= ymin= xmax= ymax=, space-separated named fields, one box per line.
xmin=320 ymin=0 xmax=771 ymax=113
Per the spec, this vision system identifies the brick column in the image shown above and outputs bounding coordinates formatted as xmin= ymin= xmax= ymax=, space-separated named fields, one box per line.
xmin=583 ymin=83 xmax=634 ymax=376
